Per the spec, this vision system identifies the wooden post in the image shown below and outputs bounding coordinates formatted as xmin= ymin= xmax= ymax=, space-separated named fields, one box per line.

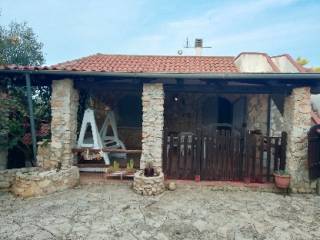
xmin=195 ymin=128 xmax=202 ymax=182
xmin=280 ymin=131 xmax=287 ymax=171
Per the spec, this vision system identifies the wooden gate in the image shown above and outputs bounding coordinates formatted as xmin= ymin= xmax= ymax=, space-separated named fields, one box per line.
xmin=308 ymin=125 xmax=320 ymax=180
xmin=163 ymin=132 xmax=199 ymax=180
xmin=163 ymin=129 xmax=287 ymax=182
xmin=200 ymin=128 xmax=242 ymax=180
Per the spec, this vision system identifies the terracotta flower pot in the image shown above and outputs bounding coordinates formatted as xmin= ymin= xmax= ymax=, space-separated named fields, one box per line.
xmin=144 ymin=168 xmax=155 ymax=177
xmin=194 ymin=175 xmax=201 ymax=182
xmin=274 ymin=173 xmax=291 ymax=189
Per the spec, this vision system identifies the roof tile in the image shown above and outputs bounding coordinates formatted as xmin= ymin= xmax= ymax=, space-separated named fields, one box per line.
xmin=50 ymin=54 xmax=238 ymax=73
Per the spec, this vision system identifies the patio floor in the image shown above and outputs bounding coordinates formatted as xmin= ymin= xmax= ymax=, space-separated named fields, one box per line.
xmin=0 ymin=184 xmax=320 ymax=240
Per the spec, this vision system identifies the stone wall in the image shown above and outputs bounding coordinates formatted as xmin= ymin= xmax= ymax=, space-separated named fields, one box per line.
xmin=50 ymin=79 xmax=79 ymax=168
xmin=283 ymin=87 xmax=314 ymax=193
xmin=247 ymin=94 xmax=268 ymax=135
xmin=0 ymin=167 xmax=38 ymax=190
xmin=140 ymin=83 xmax=164 ymax=170
xmin=37 ymin=141 xmax=56 ymax=170
xmin=11 ymin=166 xmax=79 ymax=198
xmin=270 ymin=99 xmax=284 ymax=137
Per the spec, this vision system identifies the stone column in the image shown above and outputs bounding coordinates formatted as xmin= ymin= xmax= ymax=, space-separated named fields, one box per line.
xmin=247 ymin=94 xmax=268 ymax=135
xmin=283 ymin=87 xmax=313 ymax=193
xmin=140 ymin=83 xmax=164 ymax=171
xmin=50 ymin=79 xmax=79 ymax=169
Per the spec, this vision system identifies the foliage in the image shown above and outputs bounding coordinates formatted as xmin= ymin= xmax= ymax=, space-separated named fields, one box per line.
xmin=108 ymin=161 xmax=120 ymax=173
xmin=296 ymin=57 xmax=309 ymax=66
xmin=0 ymin=22 xmax=44 ymax=66
xmin=0 ymin=83 xmax=51 ymax=153
xmin=126 ymin=159 xmax=135 ymax=173
xmin=314 ymin=67 xmax=320 ymax=73
xmin=126 ymin=159 xmax=134 ymax=170
xmin=0 ymin=20 xmax=48 ymax=166
xmin=296 ymin=56 xmax=320 ymax=72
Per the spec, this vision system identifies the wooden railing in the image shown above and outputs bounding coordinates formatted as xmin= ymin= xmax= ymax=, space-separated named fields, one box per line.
xmin=163 ymin=129 xmax=287 ymax=183
xmin=244 ymin=132 xmax=287 ymax=183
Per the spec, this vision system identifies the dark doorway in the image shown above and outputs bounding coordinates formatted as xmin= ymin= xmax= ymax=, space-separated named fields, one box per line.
xmin=201 ymin=96 xmax=233 ymax=130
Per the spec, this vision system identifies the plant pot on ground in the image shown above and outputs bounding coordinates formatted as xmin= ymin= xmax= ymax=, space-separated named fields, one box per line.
xmin=274 ymin=170 xmax=291 ymax=189
xmin=144 ymin=162 xmax=155 ymax=177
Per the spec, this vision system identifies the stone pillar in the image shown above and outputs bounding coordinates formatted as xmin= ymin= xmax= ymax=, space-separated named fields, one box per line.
xmin=247 ymin=94 xmax=268 ymax=135
xmin=140 ymin=83 xmax=164 ymax=171
xmin=50 ymin=79 xmax=79 ymax=169
xmin=283 ymin=87 xmax=313 ymax=193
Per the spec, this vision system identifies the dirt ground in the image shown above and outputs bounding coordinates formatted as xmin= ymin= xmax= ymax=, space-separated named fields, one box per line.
xmin=0 ymin=184 xmax=320 ymax=240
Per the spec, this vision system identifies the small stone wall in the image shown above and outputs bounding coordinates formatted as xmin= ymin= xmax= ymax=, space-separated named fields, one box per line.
xmin=0 ymin=167 xmax=38 ymax=190
xmin=37 ymin=141 xmax=57 ymax=170
xmin=133 ymin=171 xmax=165 ymax=196
xmin=140 ymin=83 xmax=164 ymax=170
xmin=50 ymin=79 xmax=79 ymax=168
xmin=11 ymin=166 xmax=79 ymax=198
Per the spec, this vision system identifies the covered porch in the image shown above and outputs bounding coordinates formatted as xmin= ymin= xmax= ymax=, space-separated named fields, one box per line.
xmin=1 ymin=67 xmax=320 ymax=194
xmin=46 ymin=71 xmax=316 ymax=188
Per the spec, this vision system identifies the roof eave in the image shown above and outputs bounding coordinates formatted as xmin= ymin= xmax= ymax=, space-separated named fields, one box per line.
xmin=1 ymin=69 xmax=320 ymax=80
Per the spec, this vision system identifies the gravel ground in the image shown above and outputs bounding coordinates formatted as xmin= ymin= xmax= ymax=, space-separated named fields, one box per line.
xmin=0 ymin=184 xmax=320 ymax=240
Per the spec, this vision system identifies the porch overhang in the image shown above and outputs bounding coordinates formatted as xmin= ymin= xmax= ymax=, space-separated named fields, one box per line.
xmin=1 ymin=68 xmax=320 ymax=80
xmin=1 ymin=69 xmax=320 ymax=94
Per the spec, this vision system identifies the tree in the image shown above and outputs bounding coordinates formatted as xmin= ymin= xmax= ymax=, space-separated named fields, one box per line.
xmin=0 ymin=21 xmax=48 ymax=167
xmin=296 ymin=57 xmax=309 ymax=67
xmin=0 ymin=22 xmax=44 ymax=66
xmin=296 ymin=57 xmax=320 ymax=72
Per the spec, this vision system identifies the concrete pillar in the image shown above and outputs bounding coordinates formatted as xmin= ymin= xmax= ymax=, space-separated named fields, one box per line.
xmin=140 ymin=83 xmax=164 ymax=171
xmin=247 ymin=94 xmax=268 ymax=135
xmin=50 ymin=79 xmax=79 ymax=169
xmin=283 ymin=87 xmax=314 ymax=193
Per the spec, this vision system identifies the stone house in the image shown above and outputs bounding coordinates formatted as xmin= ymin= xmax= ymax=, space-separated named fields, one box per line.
xmin=1 ymin=52 xmax=320 ymax=196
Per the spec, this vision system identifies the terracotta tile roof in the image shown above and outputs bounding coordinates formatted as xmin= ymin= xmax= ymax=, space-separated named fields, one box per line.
xmin=0 ymin=53 xmax=311 ymax=74
xmin=49 ymin=54 xmax=238 ymax=73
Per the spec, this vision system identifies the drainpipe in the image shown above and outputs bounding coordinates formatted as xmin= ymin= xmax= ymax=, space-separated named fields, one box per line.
xmin=25 ymin=73 xmax=37 ymax=165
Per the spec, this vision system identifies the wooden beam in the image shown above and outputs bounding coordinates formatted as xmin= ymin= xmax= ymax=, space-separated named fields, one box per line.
xmin=164 ymin=84 xmax=291 ymax=94
xmin=72 ymin=147 xmax=142 ymax=154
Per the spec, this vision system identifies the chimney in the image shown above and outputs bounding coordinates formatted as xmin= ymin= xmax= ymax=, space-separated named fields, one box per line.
xmin=195 ymin=38 xmax=203 ymax=56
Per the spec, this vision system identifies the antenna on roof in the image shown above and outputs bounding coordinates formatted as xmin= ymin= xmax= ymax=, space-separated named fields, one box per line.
xmin=184 ymin=38 xmax=212 ymax=56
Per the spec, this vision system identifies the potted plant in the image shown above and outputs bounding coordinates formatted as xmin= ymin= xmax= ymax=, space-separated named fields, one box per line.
xmin=274 ymin=170 xmax=291 ymax=189
xmin=126 ymin=159 xmax=136 ymax=175
xmin=108 ymin=160 xmax=120 ymax=173
xmin=144 ymin=161 xmax=155 ymax=177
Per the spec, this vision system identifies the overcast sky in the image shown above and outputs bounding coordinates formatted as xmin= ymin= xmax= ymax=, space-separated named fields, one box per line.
xmin=1 ymin=0 xmax=320 ymax=66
